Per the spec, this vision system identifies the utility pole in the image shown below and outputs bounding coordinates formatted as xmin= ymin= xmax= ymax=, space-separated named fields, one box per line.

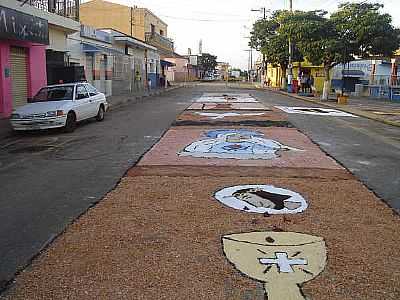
xmin=287 ymin=0 xmax=293 ymax=92
xmin=251 ymin=7 xmax=268 ymax=85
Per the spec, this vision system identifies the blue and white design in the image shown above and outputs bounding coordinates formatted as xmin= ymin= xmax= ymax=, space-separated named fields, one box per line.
xmin=178 ymin=129 xmax=302 ymax=160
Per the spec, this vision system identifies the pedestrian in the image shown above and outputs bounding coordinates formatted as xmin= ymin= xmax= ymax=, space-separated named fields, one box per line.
xmin=301 ymin=75 xmax=307 ymax=93
xmin=309 ymin=75 xmax=315 ymax=94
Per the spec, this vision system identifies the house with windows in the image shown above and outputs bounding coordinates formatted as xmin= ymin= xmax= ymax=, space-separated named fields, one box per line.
xmin=79 ymin=0 xmax=174 ymax=58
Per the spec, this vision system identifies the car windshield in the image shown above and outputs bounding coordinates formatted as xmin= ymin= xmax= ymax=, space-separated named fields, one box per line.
xmin=32 ymin=86 xmax=74 ymax=102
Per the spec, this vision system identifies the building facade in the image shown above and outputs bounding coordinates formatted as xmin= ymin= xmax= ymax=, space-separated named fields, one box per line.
xmin=79 ymin=0 xmax=174 ymax=57
xmin=0 ymin=0 xmax=80 ymax=118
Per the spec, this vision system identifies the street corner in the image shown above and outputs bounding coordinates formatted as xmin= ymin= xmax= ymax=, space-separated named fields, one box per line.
xmin=137 ymin=126 xmax=343 ymax=170
xmin=4 ymin=175 xmax=400 ymax=300
xmin=187 ymin=102 xmax=270 ymax=111
xmin=173 ymin=110 xmax=289 ymax=127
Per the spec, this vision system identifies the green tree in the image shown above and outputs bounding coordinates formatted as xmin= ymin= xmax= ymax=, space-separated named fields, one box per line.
xmin=278 ymin=10 xmax=345 ymax=99
xmin=279 ymin=3 xmax=400 ymax=99
xmin=250 ymin=11 xmax=302 ymax=88
xmin=199 ymin=53 xmax=218 ymax=76
xmin=331 ymin=2 xmax=400 ymax=58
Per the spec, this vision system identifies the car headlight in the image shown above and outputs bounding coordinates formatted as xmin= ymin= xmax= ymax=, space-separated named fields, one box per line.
xmin=46 ymin=111 xmax=57 ymax=117
xmin=11 ymin=113 xmax=20 ymax=119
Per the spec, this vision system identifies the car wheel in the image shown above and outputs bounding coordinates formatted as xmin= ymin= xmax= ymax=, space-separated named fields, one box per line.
xmin=96 ymin=105 xmax=105 ymax=122
xmin=64 ymin=112 xmax=76 ymax=133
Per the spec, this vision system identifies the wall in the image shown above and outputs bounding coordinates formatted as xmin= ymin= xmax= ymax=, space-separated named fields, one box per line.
xmin=80 ymin=0 xmax=131 ymax=36
xmin=80 ymin=1 xmax=168 ymax=43
xmin=135 ymin=8 xmax=168 ymax=39
xmin=165 ymin=57 xmax=189 ymax=82
xmin=0 ymin=41 xmax=47 ymax=117
xmin=48 ymin=26 xmax=67 ymax=52
xmin=266 ymin=65 xmax=282 ymax=88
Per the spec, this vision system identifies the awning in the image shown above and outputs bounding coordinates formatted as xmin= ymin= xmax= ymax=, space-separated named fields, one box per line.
xmin=161 ymin=60 xmax=175 ymax=67
xmin=82 ymin=43 xmax=124 ymax=55
xmin=342 ymin=70 xmax=365 ymax=77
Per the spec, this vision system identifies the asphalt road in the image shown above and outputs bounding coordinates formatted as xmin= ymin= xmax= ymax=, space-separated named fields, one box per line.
xmin=0 ymin=87 xmax=194 ymax=289
xmin=1 ymin=83 xmax=399 ymax=292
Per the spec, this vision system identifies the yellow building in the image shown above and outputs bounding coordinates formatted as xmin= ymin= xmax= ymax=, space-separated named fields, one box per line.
xmin=80 ymin=0 xmax=174 ymax=56
xmin=266 ymin=61 xmax=326 ymax=93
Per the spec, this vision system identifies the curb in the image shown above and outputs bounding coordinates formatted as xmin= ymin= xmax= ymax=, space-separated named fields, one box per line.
xmin=108 ymin=85 xmax=183 ymax=111
xmin=256 ymin=86 xmax=400 ymax=128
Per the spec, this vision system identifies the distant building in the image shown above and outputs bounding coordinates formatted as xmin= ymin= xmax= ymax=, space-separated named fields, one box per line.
xmin=79 ymin=0 xmax=174 ymax=57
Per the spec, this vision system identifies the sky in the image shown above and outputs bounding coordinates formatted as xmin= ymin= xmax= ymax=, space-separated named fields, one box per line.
xmin=108 ymin=0 xmax=400 ymax=70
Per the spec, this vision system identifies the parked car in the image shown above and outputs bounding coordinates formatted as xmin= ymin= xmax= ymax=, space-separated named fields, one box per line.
xmin=10 ymin=83 xmax=108 ymax=133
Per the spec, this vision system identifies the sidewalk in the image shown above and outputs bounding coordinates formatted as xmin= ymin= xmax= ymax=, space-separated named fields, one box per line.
xmin=261 ymin=85 xmax=400 ymax=127
xmin=0 ymin=118 xmax=13 ymax=140
xmin=107 ymin=85 xmax=183 ymax=109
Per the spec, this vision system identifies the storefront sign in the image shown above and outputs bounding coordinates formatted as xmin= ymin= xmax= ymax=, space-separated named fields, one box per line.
xmin=80 ymin=25 xmax=112 ymax=44
xmin=0 ymin=6 xmax=49 ymax=44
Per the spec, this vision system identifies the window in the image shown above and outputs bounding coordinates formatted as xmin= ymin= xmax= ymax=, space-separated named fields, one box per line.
xmin=151 ymin=24 xmax=155 ymax=34
xmin=160 ymin=29 xmax=164 ymax=36
xmin=33 ymin=86 xmax=74 ymax=102
xmin=85 ymin=84 xmax=99 ymax=96
xmin=75 ymin=85 xmax=89 ymax=100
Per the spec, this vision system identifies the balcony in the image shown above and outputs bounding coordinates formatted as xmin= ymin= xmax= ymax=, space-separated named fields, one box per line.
xmin=18 ymin=0 xmax=79 ymax=21
xmin=145 ymin=32 xmax=174 ymax=54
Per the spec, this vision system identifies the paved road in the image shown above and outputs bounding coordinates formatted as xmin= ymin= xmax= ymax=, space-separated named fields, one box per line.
xmin=0 ymin=88 xmax=193 ymax=289
xmin=1 ymin=83 xmax=399 ymax=292
xmin=251 ymin=88 xmax=400 ymax=212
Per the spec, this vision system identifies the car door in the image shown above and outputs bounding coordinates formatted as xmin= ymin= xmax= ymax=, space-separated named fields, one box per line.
xmin=74 ymin=84 xmax=91 ymax=120
xmin=85 ymin=83 xmax=104 ymax=116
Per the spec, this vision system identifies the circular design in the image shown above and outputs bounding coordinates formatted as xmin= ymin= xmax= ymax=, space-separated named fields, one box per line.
xmin=214 ymin=185 xmax=308 ymax=214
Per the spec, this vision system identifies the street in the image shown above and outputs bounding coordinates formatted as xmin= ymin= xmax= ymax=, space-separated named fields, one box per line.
xmin=1 ymin=83 xmax=400 ymax=299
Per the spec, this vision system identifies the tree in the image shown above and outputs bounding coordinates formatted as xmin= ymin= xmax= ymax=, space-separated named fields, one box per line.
xmin=278 ymin=10 xmax=346 ymax=99
xmin=250 ymin=11 xmax=302 ymax=88
xmin=199 ymin=53 xmax=217 ymax=77
xmin=279 ymin=4 xmax=400 ymax=100
xmin=331 ymin=2 xmax=400 ymax=58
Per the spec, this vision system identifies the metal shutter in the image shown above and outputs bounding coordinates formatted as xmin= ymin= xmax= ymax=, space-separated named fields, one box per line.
xmin=10 ymin=47 xmax=28 ymax=108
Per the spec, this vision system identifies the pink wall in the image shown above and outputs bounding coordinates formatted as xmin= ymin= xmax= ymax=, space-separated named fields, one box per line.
xmin=0 ymin=41 xmax=47 ymax=118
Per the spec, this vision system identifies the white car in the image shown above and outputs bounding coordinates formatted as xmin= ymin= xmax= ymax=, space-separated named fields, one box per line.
xmin=10 ymin=83 xmax=108 ymax=132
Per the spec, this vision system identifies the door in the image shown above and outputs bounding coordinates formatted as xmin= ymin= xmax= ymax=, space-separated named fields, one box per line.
xmin=99 ymin=55 xmax=106 ymax=94
xmin=10 ymin=47 xmax=28 ymax=109
xmin=85 ymin=83 xmax=103 ymax=117
xmin=74 ymin=84 xmax=91 ymax=120
xmin=85 ymin=54 xmax=94 ymax=84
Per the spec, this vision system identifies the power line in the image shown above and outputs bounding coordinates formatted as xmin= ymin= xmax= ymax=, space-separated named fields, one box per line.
xmin=159 ymin=14 xmax=251 ymax=23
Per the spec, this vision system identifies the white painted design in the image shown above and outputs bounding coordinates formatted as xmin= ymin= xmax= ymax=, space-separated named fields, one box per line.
xmin=196 ymin=93 xmax=258 ymax=103
xmin=259 ymin=252 xmax=308 ymax=273
xmin=179 ymin=129 xmax=302 ymax=160
xmin=194 ymin=112 xmax=265 ymax=120
xmin=275 ymin=106 xmax=358 ymax=117
xmin=214 ymin=184 xmax=308 ymax=214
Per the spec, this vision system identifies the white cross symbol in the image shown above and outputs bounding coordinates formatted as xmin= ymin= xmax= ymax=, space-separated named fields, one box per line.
xmin=259 ymin=252 xmax=307 ymax=273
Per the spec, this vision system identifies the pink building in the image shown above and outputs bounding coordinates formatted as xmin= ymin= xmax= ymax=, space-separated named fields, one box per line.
xmin=165 ymin=54 xmax=190 ymax=82
xmin=0 ymin=40 xmax=47 ymax=117
xmin=0 ymin=1 xmax=80 ymax=118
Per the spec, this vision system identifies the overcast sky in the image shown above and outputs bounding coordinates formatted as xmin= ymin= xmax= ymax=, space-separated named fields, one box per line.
xmin=109 ymin=0 xmax=400 ymax=70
